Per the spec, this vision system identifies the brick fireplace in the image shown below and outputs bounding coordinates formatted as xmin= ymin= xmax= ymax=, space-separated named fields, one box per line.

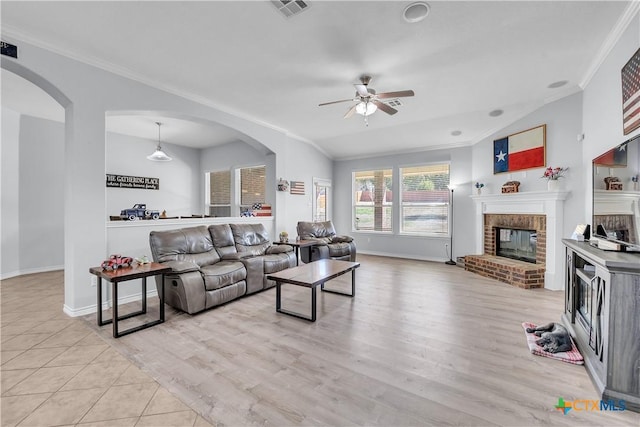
xmin=466 ymin=213 xmax=546 ymax=289
xmin=466 ymin=191 xmax=569 ymax=290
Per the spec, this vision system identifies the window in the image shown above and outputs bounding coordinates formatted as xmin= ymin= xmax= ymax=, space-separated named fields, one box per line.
xmin=353 ymin=169 xmax=392 ymax=232
xmin=207 ymin=170 xmax=231 ymax=217
xmin=239 ymin=165 xmax=266 ymax=211
xmin=313 ymin=178 xmax=331 ymax=222
xmin=400 ymin=164 xmax=450 ymax=235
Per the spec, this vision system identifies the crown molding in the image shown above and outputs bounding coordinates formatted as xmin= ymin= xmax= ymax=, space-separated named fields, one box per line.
xmin=580 ymin=1 xmax=640 ymax=89
xmin=1 ymin=26 xmax=324 ymax=153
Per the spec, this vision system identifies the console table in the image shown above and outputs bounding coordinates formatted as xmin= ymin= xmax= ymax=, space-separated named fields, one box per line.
xmin=562 ymin=239 xmax=640 ymax=412
xmin=90 ymin=262 xmax=171 ymax=338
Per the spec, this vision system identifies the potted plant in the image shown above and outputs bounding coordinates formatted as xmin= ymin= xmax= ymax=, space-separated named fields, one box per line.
xmin=475 ymin=182 xmax=485 ymax=194
xmin=541 ymin=166 xmax=568 ymax=190
xmin=279 ymin=231 xmax=289 ymax=243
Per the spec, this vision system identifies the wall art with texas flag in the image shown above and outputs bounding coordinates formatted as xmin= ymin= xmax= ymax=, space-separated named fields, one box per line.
xmin=494 ymin=124 xmax=546 ymax=174
xmin=593 ymin=141 xmax=628 ymax=167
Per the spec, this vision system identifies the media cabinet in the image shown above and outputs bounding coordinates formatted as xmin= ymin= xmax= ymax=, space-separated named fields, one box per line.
xmin=562 ymin=239 xmax=640 ymax=412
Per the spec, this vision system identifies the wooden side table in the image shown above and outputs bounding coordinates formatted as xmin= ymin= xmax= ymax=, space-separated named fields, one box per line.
xmin=273 ymin=240 xmax=317 ymax=266
xmin=89 ymin=262 xmax=171 ymax=338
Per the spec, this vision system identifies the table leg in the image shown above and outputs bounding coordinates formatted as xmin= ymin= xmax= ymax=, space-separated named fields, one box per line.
xmin=320 ymin=268 xmax=356 ymax=297
xmin=160 ymin=274 xmax=165 ymax=322
xmin=311 ymin=284 xmax=316 ymax=322
xmin=295 ymin=247 xmax=300 ymax=266
xmin=142 ymin=277 xmax=147 ymax=314
xmin=112 ymin=282 xmax=119 ymax=338
xmin=276 ymin=281 xmax=282 ymax=311
xmin=96 ymin=276 xmax=103 ymax=326
xmin=352 ymin=269 xmax=356 ymax=297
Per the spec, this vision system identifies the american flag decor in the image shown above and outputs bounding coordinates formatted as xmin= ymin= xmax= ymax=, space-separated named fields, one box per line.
xmin=622 ymin=47 xmax=640 ymax=135
xmin=290 ymin=181 xmax=305 ymax=195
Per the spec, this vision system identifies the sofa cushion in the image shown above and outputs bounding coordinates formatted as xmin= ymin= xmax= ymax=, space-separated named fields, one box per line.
xmin=230 ymin=223 xmax=272 ymax=256
xmin=209 ymin=224 xmax=237 ymax=257
xmin=150 ymin=226 xmax=220 ymax=267
xmin=201 ymin=261 xmax=246 ymax=291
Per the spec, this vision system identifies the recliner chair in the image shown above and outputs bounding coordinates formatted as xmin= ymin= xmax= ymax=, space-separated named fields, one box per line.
xmin=296 ymin=220 xmax=356 ymax=263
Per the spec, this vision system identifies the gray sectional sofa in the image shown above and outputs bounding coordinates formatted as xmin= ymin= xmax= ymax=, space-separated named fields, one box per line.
xmin=149 ymin=223 xmax=296 ymax=314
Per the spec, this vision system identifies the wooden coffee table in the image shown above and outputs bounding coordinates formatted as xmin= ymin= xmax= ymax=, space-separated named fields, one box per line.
xmin=267 ymin=259 xmax=360 ymax=322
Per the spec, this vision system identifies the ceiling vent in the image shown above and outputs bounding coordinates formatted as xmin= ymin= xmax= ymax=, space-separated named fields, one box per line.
xmin=385 ymin=99 xmax=403 ymax=108
xmin=271 ymin=0 xmax=310 ymax=18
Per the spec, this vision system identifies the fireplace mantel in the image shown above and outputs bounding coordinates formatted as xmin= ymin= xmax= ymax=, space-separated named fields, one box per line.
xmin=470 ymin=191 xmax=571 ymax=290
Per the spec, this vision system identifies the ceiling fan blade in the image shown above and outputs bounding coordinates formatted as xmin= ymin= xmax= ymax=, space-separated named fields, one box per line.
xmin=354 ymin=84 xmax=370 ymax=97
xmin=372 ymin=100 xmax=398 ymax=115
xmin=344 ymin=104 xmax=357 ymax=119
xmin=319 ymin=98 xmax=356 ymax=106
xmin=376 ymin=90 xmax=415 ymax=99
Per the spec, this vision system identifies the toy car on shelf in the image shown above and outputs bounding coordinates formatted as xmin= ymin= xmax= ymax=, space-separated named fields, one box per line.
xmin=101 ymin=254 xmax=133 ymax=270
xmin=120 ymin=203 xmax=160 ymax=220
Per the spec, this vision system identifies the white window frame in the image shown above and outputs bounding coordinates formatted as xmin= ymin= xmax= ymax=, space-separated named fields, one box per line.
xmin=399 ymin=162 xmax=451 ymax=237
xmin=352 ymin=168 xmax=393 ymax=233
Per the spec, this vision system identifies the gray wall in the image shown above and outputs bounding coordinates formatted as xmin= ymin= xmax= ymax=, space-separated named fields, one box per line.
xmin=106 ymin=132 xmax=201 ymax=218
xmin=0 ymin=111 xmax=64 ymax=278
xmin=1 ymin=107 xmax=22 ymax=277
xmin=333 ymin=146 xmax=474 ymax=262
xmin=470 ymin=92 xmax=585 ymax=252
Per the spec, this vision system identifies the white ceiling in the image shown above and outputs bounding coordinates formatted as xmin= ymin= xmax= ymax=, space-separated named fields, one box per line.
xmin=0 ymin=1 xmax=632 ymax=159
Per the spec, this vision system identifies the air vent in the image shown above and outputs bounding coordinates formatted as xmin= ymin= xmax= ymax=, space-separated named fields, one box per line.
xmin=386 ymin=99 xmax=403 ymax=107
xmin=271 ymin=0 xmax=310 ymax=18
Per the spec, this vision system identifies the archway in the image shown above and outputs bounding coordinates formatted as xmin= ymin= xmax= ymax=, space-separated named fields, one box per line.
xmin=1 ymin=62 xmax=69 ymax=279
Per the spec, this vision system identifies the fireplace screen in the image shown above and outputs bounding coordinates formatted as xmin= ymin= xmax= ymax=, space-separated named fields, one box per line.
xmin=496 ymin=228 xmax=537 ymax=263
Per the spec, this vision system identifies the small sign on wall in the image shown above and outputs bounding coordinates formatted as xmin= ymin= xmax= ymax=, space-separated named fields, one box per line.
xmin=106 ymin=174 xmax=159 ymax=190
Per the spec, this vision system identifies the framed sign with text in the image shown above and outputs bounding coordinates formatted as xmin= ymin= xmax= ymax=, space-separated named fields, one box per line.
xmin=106 ymin=174 xmax=159 ymax=190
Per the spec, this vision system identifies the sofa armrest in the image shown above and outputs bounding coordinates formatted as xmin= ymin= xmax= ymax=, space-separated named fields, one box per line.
xmin=266 ymin=245 xmax=293 ymax=254
xmin=303 ymin=237 xmax=329 ymax=246
xmin=162 ymin=260 xmax=199 ymax=274
xmin=221 ymin=252 xmax=253 ymax=261
xmin=331 ymin=235 xmax=353 ymax=243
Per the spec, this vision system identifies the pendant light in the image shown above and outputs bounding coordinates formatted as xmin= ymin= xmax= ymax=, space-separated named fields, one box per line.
xmin=147 ymin=122 xmax=172 ymax=161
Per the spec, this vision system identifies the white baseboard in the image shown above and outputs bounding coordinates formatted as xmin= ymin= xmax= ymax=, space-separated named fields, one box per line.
xmin=0 ymin=265 xmax=64 ymax=281
xmin=358 ymin=250 xmax=446 ymax=263
xmin=63 ymin=289 xmax=159 ymax=318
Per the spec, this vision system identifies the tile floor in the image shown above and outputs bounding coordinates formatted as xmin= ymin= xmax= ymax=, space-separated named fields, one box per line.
xmin=1 ymin=271 xmax=212 ymax=427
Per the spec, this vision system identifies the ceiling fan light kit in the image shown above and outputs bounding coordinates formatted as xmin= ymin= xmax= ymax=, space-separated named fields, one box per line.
xmin=319 ymin=75 xmax=415 ymax=126
xmin=355 ymin=101 xmax=377 ymax=116
xmin=147 ymin=121 xmax=172 ymax=162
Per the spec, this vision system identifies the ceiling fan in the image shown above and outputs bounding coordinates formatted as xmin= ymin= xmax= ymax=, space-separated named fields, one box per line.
xmin=319 ymin=75 xmax=415 ymax=125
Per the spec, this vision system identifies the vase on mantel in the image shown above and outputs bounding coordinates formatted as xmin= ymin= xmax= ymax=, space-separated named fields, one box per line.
xmin=547 ymin=179 xmax=560 ymax=191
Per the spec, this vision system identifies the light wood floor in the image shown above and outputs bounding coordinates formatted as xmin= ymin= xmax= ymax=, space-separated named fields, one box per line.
xmin=80 ymin=255 xmax=638 ymax=426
